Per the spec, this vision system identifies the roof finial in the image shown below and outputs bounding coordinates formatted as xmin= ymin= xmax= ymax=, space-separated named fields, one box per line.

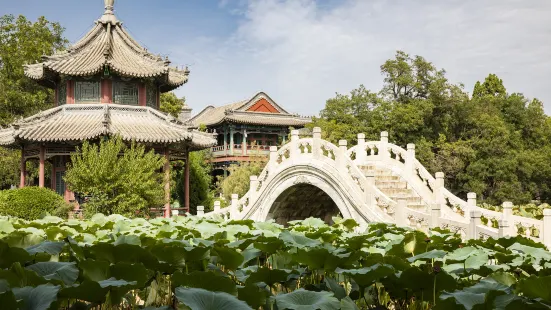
xmin=104 ymin=0 xmax=115 ymax=14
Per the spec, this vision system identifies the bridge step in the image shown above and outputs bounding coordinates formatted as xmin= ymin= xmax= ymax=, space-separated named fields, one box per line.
xmin=375 ymin=181 xmax=408 ymax=189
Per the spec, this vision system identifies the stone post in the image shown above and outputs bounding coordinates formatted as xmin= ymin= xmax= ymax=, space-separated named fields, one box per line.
xmin=405 ymin=143 xmax=415 ymax=179
xmin=197 ymin=206 xmax=204 ymax=216
xmin=430 ymin=204 xmax=441 ymax=228
xmin=395 ymin=198 xmax=408 ymax=227
xmin=434 ymin=172 xmax=445 ymax=205
xmin=502 ymin=201 xmax=514 ymax=236
xmin=338 ymin=140 xmax=348 ymax=170
xmin=249 ymin=175 xmax=259 ymax=201
xmin=290 ymin=130 xmax=299 ymax=159
xmin=380 ymin=131 xmax=389 ymax=160
xmin=498 ymin=219 xmax=509 ymax=238
xmin=312 ymin=127 xmax=322 ymax=159
xmin=467 ymin=192 xmax=477 ymax=213
xmin=356 ymin=133 xmax=366 ymax=163
xmin=543 ymin=209 xmax=551 ymax=249
xmin=230 ymin=194 xmax=239 ymax=220
xmin=214 ymin=200 xmax=221 ymax=212
xmin=469 ymin=210 xmax=481 ymax=239
xmin=269 ymin=146 xmax=278 ymax=166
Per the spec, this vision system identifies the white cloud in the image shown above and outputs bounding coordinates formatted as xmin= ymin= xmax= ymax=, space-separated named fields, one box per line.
xmin=170 ymin=0 xmax=551 ymax=116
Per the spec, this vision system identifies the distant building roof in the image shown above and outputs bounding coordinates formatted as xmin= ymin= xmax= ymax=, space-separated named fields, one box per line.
xmin=0 ymin=104 xmax=216 ymax=150
xmin=24 ymin=0 xmax=189 ymax=92
xmin=190 ymin=92 xmax=311 ymax=127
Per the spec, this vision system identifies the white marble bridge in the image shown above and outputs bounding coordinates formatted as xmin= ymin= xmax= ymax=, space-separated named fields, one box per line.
xmin=203 ymin=128 xmax=551 ymax=248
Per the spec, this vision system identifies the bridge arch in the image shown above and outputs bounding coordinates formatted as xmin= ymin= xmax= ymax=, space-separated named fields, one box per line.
xmin=203 ymin=128 xmax=551 ymax=249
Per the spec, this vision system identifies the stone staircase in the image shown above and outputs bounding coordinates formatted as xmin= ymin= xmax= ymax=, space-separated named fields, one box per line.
xmin=359 ymin=165 xmax=427 ymax=212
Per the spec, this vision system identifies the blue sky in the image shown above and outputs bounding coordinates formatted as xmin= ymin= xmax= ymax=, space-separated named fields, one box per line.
xmin=3 ymin=0 xmax=551 ymax=115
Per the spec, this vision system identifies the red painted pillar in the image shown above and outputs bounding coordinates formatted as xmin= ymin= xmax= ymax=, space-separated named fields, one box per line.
xmin=20 ymin=147 xmax=26 ymax=188
xmin=67 ymin=81 xmax=75 ymax=104
xmin=164 ymin=148 xmax=171 ymax=218
xmin=138 ymin=83 xmax=146 ymax=106
xmin=184 ymin=149 xmax=190 ymax=214
xmin=39 ymin=145 xmax=45 ymax=188
xmin=101 ymin=79 xmax=112 ymax=103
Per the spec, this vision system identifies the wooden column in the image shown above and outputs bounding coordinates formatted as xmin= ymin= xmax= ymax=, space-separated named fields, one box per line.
xmin=138 ymin=83 xmax=146 ymax=106
xmin=101 ymin=79 xmax=112 ymax=103
xmin=19 ymin=147 xmax=26 ymax=188
xmin=184 ymin=149 xmax=190 ymax=214
xmin=223 ymin=126 xmax=228 ymax=155
xmin=163 ymin=148 xmax=171 ymax=218
xmin=67 ymin=81 xmax=75 ymax=104
xmin=242 ymin=129 xmax=247 ymax=156
xmin=39 ymin=145 xmax=45 ymax=188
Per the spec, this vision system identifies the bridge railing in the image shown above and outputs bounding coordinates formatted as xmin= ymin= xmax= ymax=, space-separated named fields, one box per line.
xmin=202 ymin=127 xmax=551 ymax=249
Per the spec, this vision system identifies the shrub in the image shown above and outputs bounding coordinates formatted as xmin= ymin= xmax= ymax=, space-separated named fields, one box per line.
xmin=0 ymin=187 xmax=69 ymax=220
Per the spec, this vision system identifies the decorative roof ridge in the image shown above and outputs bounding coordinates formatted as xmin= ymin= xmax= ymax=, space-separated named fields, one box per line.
xmin=225 ymin=110 xmax=306 ymax=118
xmin=187 ymin=105 xmax=217 ymax=123
xmin=236 ymin=91 xmax=290 ymax=114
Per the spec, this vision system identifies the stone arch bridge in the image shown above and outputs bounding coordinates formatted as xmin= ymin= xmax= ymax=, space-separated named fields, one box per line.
xmin=204 ymin=128 xmax=551 ymax=248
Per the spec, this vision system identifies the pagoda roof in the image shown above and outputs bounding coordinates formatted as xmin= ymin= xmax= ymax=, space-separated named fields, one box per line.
xmin=24 ymin=0 xmax=189 ymax=92
xmin=0 ymin=104 xmax=216 ymax=150
xmin=190 ymin=92 xmax=311 ymax=127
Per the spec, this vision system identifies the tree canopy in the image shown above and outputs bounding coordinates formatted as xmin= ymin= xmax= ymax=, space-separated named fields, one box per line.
xmin=64 ymin=136 xmax=165 ymax=217
xmin=310 ymin=51 xmax=551 ymax=205
xmin=160 ymin=92 xmax=185 ymax=118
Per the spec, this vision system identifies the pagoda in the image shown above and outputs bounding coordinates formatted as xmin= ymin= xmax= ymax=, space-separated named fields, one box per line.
xmin=189 ymin=92 xmax=311 ymax=177
xmin=0 ymin=0 xmax=216 ymax=216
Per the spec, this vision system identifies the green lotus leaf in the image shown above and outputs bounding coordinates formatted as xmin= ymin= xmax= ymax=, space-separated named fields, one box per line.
xmin=214 ymin=246 xmax=244 ymax=270
xmin=488 ymin=272 xmax=516 ymax=286
xmin=279 ymin=231 xmax=321 ymax=248
xmin=517 ymin=275 xmax=551 ymax=302
xmin=0 ymin=262 xmax=48 ymax=288
xmin=13 ymin=284 xmax=60 ymax=310
xmin=175 ymin=287 xmax=252 ymax=310
xmin=274 ymin=289 xmax=340 ymax=310
xmin=110 ymin=262 xmax=153 ymax=288
xmin=113 ymin=234 xmax=141 ymax=246
xmin=173 ymin=270 xmax=237 ymax=294
xmin=0 ymin=290 xmax=18 ymax=309
xmin=408 ymin=249 xmax=447 ymax=262
xmin=237 ymin=284 xmax=270 ymax=309
xmin=25 ymin=241 xmax=65 ymax=256
xmin=98 ymin=278 xmax=138 ymax=305
xmin=340 ymin=296 xmax=359 ymax=310
xmin=0 ymin=240 xmax=32 ymax=268
xmin=0 ymin=220 xmax=15 ymax=234
xmin=59 ymin=280 xmax=107 ymax=304
xmin=336 ymin=264 xmax=394 ymax=290
xmin=508 ymin=243 xmax=551 ymax=261
xmin=245 ymin=267 xmax=291 ymax=287
xmin=324 ymin=277 xmax=347 ymax=300
xmin=26 ymin=262 xmax=79 ymax=286
xmin=438 ymin=291 xmax=485 ymax=310
xmin=79 ymin=259 xmax=110 ymax=282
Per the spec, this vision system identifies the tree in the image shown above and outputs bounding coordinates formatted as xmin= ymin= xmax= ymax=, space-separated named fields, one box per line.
xmin=218 ymin=159 xmax=265 ymax=203
xmin=0 ymin=14 xmax=67 ymax=126
xmin=0 ymin=14 xmax=67 ymax=189
xmin=160 ymin=92 xmax=185 ymax=118
xmin=311 ymin=51 xmax=551 ymax=205
xmin=64 ymin=136 xmax=165 ymax=217
xmin=472 ymin=74 xmax=506 ymax=98
xmin=173 ymin=150 xmax=214 ymax=214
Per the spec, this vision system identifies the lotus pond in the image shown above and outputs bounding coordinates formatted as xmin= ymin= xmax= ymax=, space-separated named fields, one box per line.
xmin=0 ymin=214 xmax=551 ymax=309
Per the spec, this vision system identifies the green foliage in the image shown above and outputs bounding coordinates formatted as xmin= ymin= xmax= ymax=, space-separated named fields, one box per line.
xmin=174 ymin=150 xmax=214 ymax=214
xmin=64 ymin=136 xmax=165 ymax=217
xmin=0 ymin=187 xmax=69 ymax=220
xmin=159 ymin=92 xmax=184 ymax=118
xmin=311 ymin=50 xmax=551 ymax=205
xmin=0 ymin=14 xmax=67 ymax=191
xmin=0 ymin=14 xmax=67 ymax=126
xmin=0 ymin=216 xmax=550 ymax=309
xmin=218 ymin=160 xmax=264 ymax=203
xmin=0 ymin=148 xmax=19 ymax=190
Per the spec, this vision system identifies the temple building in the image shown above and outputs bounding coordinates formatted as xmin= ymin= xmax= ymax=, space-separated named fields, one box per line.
xmin=189 ymin=92 xmax=311 ymax=176
xmin=0 ymin=0 xmax=216 ymax=216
